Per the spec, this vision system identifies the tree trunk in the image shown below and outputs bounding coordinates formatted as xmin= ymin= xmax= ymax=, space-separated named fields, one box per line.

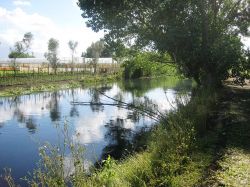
xmin=201 ymin=72 xmax=222 ymax=88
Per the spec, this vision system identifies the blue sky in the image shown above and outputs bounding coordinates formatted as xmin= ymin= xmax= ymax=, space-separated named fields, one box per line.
xmin=0 ymin=0 xmax=104 ymax=57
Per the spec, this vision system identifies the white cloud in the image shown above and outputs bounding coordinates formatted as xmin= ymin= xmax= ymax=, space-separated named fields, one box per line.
xmin=0 ymin=7 xmax=104 ymax=58
xmin=13 ymin=0 xmax=31 ymax=6
xmin=74 ymin=112 xmax=107 ymax=144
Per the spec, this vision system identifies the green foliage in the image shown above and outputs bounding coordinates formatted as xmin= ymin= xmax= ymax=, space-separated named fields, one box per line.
xmin=21 ymin=122 xmax=86 ymax=187
xmin=8 ymin=51 xmax=34 ymax=58
xmin=147 ymin=88 xmax=218 ymax=186
xmin=98 ymin=155 xmax=117 ymax=186
xmin=122 ymin=52 xmax=176 ymax=79
xmin=78 ymin=0 xmax=250 ymax=86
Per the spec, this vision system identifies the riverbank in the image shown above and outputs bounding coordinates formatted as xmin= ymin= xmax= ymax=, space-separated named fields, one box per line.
xmin=85 ymin=84 xmax=250 ymax=187
xmin=84 ymin=87 xmax=220 ymax=186
xmin=0 ymin=73 xmax=121 ymax=97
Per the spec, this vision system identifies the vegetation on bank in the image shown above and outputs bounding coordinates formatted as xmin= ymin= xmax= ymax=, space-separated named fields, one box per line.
xmin=0 ymin=73 xmax=121 ymax=97
xmin=84 ymin=88 xmax=219 ymax=187
xmin=122 ymin=52 xmax=177 ymax=79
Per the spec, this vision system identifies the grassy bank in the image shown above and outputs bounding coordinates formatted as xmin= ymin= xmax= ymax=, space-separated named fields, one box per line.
xmin=4 ymin=87 xmax=224 ymax=186
xmin=84 ymin=88 xmax=220 ymax=187
xmin=0 ymin=73 xmax=121 ymax=97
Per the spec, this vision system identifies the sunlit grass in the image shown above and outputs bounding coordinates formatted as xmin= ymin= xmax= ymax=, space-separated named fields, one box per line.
xmin=215 ymin=148 xmax=250 ymax=186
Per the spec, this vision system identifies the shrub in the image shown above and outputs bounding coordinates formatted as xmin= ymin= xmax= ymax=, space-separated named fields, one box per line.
xmin=122 ymin=52 xmax=177 ymax=79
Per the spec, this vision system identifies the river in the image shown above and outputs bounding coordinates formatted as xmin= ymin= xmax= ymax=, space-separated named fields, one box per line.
xmin=0 ymin=77 xmax=192 ymax=185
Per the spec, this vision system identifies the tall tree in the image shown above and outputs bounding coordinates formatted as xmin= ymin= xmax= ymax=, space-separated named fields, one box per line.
xmin=68 ymin=40 xmax=78 ymax=73
xmin=84 ymin=40 xmax=105 ymax=73
xmin=45 ymin=38 xmax=59 ymax=74
xmin=83 ymin=39 xmax=112 ymax=58
xmin=78 ymin=0 xmax=250 ymax=86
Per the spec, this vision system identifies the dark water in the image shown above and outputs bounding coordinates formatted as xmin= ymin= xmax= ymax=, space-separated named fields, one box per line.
xmin=0 ymin=77 xmax=192 ymax=185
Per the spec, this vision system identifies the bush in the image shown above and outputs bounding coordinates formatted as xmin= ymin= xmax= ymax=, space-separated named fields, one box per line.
xmin=122 ymin=52 xmax=177 ymax=79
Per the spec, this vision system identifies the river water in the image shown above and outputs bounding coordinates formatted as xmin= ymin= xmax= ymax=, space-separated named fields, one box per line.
xmin=0 ymin=77 xmax=192 ymax=185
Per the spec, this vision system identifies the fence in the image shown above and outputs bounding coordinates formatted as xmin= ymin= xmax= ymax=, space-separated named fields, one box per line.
xmin=0 ymin=59 xmax=121 ymax=87
xmin=0 ymin=58 xmax=119 ymax=75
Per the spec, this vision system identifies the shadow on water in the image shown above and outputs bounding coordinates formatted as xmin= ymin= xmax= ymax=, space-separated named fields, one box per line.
xmin=101 ymin=118 xmax=153 ymax=161
xmin=103 ymin=118 xmax=133 ymax=159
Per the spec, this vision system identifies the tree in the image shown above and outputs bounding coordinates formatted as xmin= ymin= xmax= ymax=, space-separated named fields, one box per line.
xmin=78 ymin=0 xmax=250 ymax=86
xmin=84 ymin=40 xmax=105 ymax=73
xmin=9 ymin=32 xmax=34 ymax=59
xmin=83 ymin=39 xmax=112 ymax=58
xmin=68 ymin=40 xmax=78 ymax=73
xmin=45 ymin=38 xmax=59 ymax=74
xmin=8 ymin=32 xmax=34 ymax=75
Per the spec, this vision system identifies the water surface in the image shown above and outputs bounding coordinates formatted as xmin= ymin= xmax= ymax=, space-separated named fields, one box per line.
xmin=0 ymin=77 xmax=192 ymax=185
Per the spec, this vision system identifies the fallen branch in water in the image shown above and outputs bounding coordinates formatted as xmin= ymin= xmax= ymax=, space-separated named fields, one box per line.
xmin=71 ymin=100 xmax=163 ymax=123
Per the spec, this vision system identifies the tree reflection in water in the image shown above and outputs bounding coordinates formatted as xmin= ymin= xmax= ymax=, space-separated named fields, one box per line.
xmin=99 ymin=93 xmax=161 ymax=161
xmin=14 ymin=108 xmax=37 ymax=134
xmin=103 ymin=118 xmax=133 ymax=159
xmin=0 ymin=123 xmax=4 ymax=128
xmin=48 ymin=92 xmax=61 ymax=122
xmin=70 ymin=89 xmax=79 ymax=117
xmin=88 ymin=85 xmax=112 ymax=112
xmin=25 ymin=118 xmax=37 ymax=134
xmin=102 ymin=117 xmax=152 ymax=161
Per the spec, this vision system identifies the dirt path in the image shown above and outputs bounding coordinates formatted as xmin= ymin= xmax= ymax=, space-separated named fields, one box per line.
xmin=202 ymin=85 xmax=250 ymax=186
